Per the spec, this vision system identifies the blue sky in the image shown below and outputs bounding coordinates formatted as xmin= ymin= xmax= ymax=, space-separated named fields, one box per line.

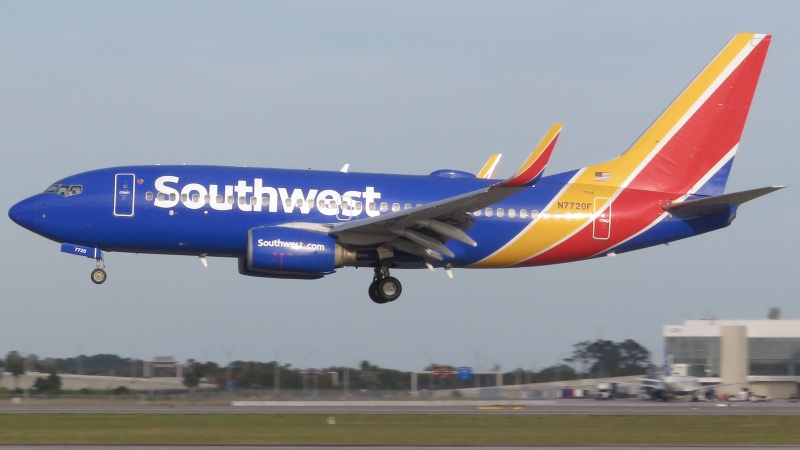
xmin=1 ymin=1 xmax=797 ymax=372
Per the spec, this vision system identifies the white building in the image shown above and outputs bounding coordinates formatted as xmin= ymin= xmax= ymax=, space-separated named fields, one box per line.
xmin=664 ymin=319 xmax=800 ymax=399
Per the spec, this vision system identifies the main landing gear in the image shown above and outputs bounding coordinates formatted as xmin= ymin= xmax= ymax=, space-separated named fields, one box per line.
xmin=368 ymin=266 xmax=402 ymax=304
xmin=90 ymin=258 xmax=107 ymax=285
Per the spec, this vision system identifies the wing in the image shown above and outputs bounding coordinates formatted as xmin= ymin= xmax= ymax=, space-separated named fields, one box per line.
xmin=330 ymin=126 xmax=561 ymax=261
xmin=476 ymin=153 xmax=502 ymax=179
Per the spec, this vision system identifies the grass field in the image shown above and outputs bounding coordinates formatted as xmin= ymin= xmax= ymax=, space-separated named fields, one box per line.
xmin=0 ymin=414 xmax=799 ymax=445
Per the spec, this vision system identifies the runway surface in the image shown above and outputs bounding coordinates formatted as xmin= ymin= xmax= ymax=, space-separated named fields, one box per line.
xmin=1 ymin=447 xmax=799 ymax=450
xmin=0 ymin=398 xmax=798 ymax=415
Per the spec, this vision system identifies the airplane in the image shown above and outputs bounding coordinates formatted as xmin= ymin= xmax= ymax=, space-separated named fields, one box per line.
xmin=637 ymin=356 xmax=738 ymax=401
xmin=8 ymin=33 xmax=782 ymax=304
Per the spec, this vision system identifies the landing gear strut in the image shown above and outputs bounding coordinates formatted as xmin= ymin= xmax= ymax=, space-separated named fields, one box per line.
xmin=90 ymin=258 xmax=106 ymax=285
xmin=368 ymin=266 xmax=402 ymax=304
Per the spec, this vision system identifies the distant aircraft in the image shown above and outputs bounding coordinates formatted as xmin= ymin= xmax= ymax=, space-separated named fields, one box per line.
xmin=638 ymin=357 xmax=738 ymax=401
xmin=8 ymin=33 xmax=782 ymax=304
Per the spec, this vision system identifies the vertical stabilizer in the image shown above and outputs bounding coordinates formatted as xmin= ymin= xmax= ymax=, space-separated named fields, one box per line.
xmin=592 ymin=33 xmax=771 ymax=196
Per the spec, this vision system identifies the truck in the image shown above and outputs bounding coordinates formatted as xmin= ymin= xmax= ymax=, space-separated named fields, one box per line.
xmin=595 ymin=382 xmax=617 ymax=400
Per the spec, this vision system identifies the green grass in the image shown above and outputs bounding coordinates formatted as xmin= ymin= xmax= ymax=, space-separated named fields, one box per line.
xmin=1 ymin=414 xmax=799 ymax=445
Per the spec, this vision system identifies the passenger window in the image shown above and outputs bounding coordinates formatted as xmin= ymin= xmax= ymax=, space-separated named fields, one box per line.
xmin=519 ymin=209 xmax=528 ymax=219
xmin=157 ymin=193 xmax=165 ymax=201
xmin=496 ymin=208 xmax=505 ymax=218
xmin=284 ymin=199 xmax=291 ymax=208
xmin=227 ymin=196 xmax=234 ymax=205
xmin=369 ymin=202 xmax=376 ymax=211
xmin=508 ymin=208 xmax=516 ymax=218
xmin=354 ymin=201 xmax=362 ymax=211
xmin=249 ymin=197 xmax=257 ymax=206
xmin=239 ymin=197 xmax=247 ymax=205
xmin=191 ymin=193 xmax=200 ymax=202
xmin=216 ymin=195 xmax=223 ymax=204
xmin=145 ymin=192 xmax=154 ymax=201
xmin=170 ymin=193 xmax=177 ymax=202
xmin=181 ymin=193 xmax=188 ymax=202
xmin=392 ymin=203 xmax=400 ymax=212
xmin=531 ymin=210 xmax=539 ymax=219
xmin=485 ymin=208 xmax=494 ymax=218
xmin=318 ymin=200 xmax=326 ymax=209
xmin=261 ymin=197 xmax=269 ymax=207
xmin=204 ymin=195 xmax=211 ymax=203
xmin=473 ymin=210 xmax=482 ymax=217
xmin=404 ymin=203 xmax=412 ymax=210
xmin=380 ymin=202 xmax=388 ymax=212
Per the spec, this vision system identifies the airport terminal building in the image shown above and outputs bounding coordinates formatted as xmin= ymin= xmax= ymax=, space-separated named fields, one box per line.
xmin=664 ymin=319 xmax=800 ymax=398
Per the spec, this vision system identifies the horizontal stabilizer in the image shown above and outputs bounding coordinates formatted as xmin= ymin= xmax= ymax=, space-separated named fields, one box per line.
xmin=663 ymin=186 xmax=784 ymax=218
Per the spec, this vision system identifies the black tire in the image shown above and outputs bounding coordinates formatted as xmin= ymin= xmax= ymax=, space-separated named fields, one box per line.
xmin=91 ymin=268 xmax=107 ymax=285
xmin=377 ymin=277 xmax=402 ymax=302
xmin=368 ymin=281 xmax=384 ymax=304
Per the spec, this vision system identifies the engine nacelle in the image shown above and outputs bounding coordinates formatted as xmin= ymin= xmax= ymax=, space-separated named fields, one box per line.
xmin=241 ymin=227 xmax=355 ymax=279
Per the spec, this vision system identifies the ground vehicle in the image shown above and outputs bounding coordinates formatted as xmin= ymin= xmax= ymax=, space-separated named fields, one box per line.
xmin=595 ymin=382 xmax=617 ymax=400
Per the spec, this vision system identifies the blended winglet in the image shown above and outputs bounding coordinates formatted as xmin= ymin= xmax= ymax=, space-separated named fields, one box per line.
xmin=497 ymin=123 xmax=562 ymax=187
xmin=477 ymin=153 xmax=502 ymax=179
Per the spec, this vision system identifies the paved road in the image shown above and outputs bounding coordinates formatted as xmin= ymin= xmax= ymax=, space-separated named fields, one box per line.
xmin=1 ymin=447 xmax=799 ymax=450
xmin=0 ymin=398 xmax=797 ymax=415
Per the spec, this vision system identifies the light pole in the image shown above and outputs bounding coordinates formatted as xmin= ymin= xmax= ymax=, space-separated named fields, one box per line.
xmin=221 ymin=347 xmax=237 ymax=392
xmin=301 ymin=348 xmax=318 ymax=397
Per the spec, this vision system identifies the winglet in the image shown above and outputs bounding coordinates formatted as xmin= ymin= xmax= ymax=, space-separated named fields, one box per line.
xmin=477 ymin=153 xmax=502 ymax=179
xmin=497 ymin=123 xmax=562 ymax=187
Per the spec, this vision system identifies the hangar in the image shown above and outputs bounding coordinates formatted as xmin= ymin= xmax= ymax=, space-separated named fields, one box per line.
xmin=664 ymin=319 xmax=800 ymax=399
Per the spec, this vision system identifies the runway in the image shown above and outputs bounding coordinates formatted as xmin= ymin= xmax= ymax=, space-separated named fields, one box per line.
xmin=0 ymin=398 xmax=798 ymax=415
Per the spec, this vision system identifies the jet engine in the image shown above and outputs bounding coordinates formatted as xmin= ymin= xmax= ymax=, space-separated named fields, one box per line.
xmin=239 ymin=227 xmax=355 ymax=279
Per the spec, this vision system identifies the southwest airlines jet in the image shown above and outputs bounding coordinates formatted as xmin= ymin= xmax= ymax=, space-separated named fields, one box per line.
xmin=8 ymin=33 xmax=782 ymax=304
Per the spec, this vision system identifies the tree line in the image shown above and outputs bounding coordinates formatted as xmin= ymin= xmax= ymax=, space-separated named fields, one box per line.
xmin=1 ymin=339 xmax=651 ymax=393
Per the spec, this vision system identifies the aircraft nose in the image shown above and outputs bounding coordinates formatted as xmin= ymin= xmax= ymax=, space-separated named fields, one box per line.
xmin=8 ymin=196 xmax=38 ymax=231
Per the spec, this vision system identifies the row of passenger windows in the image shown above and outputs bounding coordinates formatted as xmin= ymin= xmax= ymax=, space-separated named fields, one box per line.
xmin=143 ymin=191 xmax=569 ymax=220
xmin=473 ymin=208 xmax=580 ymax=220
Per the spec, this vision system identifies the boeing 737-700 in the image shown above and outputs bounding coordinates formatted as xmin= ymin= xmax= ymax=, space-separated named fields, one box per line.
xmin=8 ymin=33 xmax=782 ymax=304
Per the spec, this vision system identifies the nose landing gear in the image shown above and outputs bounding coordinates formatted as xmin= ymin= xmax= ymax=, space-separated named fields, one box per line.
xmin=90 ymin=258 xmax=106 ymax=285
xmin=368 ymin=266 xmax=402 ymax=304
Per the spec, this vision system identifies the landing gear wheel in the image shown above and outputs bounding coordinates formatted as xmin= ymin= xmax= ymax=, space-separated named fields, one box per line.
xmin=369 ymin=265 xmax=402 ymax=304
xmin=368 ymin=281 xmax=385 ymax=304
xmin=91 ymin=268 xmax=107 ymax=285
xmin=377 ymin=277 xmax=401 ymax=302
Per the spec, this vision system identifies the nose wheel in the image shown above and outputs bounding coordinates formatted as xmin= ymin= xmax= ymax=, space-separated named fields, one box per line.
xmin=369 ymin=266 xmax=402 ymax=304
xmin=90 ymin=258 xmax=107 ymax=285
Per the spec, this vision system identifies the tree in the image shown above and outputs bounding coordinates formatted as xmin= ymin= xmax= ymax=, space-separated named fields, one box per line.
xmin=183 ymin=359 xmax=219 ymax=390
xmin=32 ymin=372 xmax=61 ymax=393
xmin=566 ymin=339 xmax=651 ymax=378
xmin=5 ymin=351 xmax=25 ymax=389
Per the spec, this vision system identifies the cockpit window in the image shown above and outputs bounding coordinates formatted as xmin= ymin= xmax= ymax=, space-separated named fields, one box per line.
xmin=45 ymin=184 xmax=83 ymax=197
